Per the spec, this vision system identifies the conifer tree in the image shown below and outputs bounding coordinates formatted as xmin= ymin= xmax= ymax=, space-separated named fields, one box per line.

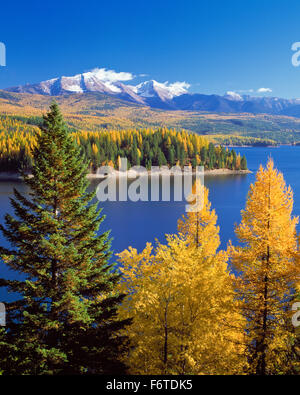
xmin=230 ymin=159 xmax=299 ymax=375
xmin=117 ymin=182 xmax=247 ymax=374
xmin=177 ymin=181 xmax=220 ymax=255
xmin=0 ymin=102 xmax=130 ymax=375
xmin=241 ymin=155 xmax=247 ymax=170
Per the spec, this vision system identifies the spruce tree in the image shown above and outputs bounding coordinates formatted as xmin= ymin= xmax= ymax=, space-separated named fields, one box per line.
xmin=241 ymin=155 xmax=247 ymax=170
xmin=0 ymin=102 xmax=131 ymax=375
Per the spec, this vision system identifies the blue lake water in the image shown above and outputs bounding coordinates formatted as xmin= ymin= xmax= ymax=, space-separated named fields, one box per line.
xmin=1 ymin=146 xmax=300 ymax=301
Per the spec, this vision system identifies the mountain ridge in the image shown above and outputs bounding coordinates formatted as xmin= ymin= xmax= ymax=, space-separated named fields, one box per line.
xmin=6 ymin=69 xmax=300 ymax=116
xmin=2 ymin=89 xmax=300 ymax=144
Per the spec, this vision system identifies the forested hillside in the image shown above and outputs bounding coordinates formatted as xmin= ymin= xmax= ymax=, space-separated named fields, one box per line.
xmin=0 ymin=116 xmax=247 ymax=172
xmin=0 ymin=104 xmax=298 ymax=376
xmin=1 ymin=90 xmax=300 ymax=144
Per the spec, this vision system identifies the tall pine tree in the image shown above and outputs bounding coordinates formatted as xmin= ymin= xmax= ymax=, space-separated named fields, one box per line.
xmin=230 ymin=159 xmax=299 ymax=375
xmin=0 ymin=102 xmax=131 ymax=375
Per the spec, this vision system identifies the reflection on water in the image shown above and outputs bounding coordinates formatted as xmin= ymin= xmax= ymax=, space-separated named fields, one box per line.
xmin=1 ymin=146 xmax=300 ymax=301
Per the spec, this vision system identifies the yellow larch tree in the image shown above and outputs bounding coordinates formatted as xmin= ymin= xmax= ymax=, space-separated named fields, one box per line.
xmin=117 ymin=181 xmax=247 ymax=375
xmin=230 ymin=159 xmax=300 ymax=375
xmin=178 ymin=180 xmax=220 ymax=255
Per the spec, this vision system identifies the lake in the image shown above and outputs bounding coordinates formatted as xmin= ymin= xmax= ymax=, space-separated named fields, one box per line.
xmin=1 ymin=145 xmax=300 ymax=300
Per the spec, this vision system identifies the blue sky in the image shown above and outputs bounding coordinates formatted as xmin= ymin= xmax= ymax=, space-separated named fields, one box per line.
xmin=1 ymin=0 xmax=300 ymax=98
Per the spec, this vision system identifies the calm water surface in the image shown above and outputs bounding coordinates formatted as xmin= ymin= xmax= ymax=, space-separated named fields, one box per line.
xmin=1 ymin=146 xmax=300 ymax=300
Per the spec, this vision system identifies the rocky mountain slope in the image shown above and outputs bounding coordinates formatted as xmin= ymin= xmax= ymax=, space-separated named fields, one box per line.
xmin=6 ymin=70 xmax=300 ymax=116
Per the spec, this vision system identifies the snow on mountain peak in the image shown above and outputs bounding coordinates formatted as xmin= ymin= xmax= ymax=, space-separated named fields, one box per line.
xmin=33 ymin=68 xmax=136 ymax=95
xmin=135 ymin=79 xmax=190 ymax=99
xmin=60 ymin=74 xmax=84 ymax=93
xmin=5 ymin=67 xmax=191 ymax=106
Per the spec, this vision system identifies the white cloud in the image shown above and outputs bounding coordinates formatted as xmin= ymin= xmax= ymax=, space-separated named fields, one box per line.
xmin=225 ymin=91 xmax=243 ymax=101
xmin=90 ymin=67 xmax=135 ymax=82
xmin=160 ymin=81 xmax=190 ymax=96
xmin=83 ymin=67 xmax=135 ymax=93
xmin=257 ymin=87 xmax=272 ymax=93
xmin=83 ymin=68 xmax=190 ymax=97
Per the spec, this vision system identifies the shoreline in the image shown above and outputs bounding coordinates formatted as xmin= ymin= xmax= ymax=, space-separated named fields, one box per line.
xmin=224 ymin=145 xmax=277 ymax=148
xmin=0 ymin=168 xmax=251 ymax=181
xmin=202 ymin=168 xmax=251 ymax=175
xmin=87 ymin=168 xmax=251 ymax=178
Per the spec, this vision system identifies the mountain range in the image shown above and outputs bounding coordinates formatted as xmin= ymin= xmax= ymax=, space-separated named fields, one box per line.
xmin=5 ymin=69 xmax=300 ymax=117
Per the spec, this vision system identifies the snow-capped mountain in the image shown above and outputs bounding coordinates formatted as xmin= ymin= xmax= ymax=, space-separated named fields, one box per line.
xmin=134 ymin=80 xmax=187 ymax=99
xmin=7 ymin=71 xmax=123 ymax=96
xmin=5 ymin=70 xmax=186 ymax=108
xmin=5 ymin=69 xmax=300 ymax=116
xmin=131 ymin=80 xmax=174 ymax=109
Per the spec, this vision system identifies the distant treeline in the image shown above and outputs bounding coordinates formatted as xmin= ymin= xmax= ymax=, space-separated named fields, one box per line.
xmin=0 ymin=116 xmax=247 ymax=172
xmin=207 ymin=134 xmax=277 ymax=147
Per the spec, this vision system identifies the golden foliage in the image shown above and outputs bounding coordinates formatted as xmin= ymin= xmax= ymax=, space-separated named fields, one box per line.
xmin=229 ymin=158 xmax=300 ymax=374
xmin=178 ymin=181 xmax=220 ymax=254
xmin=117 ymin=182 xmax=247 ymax=375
